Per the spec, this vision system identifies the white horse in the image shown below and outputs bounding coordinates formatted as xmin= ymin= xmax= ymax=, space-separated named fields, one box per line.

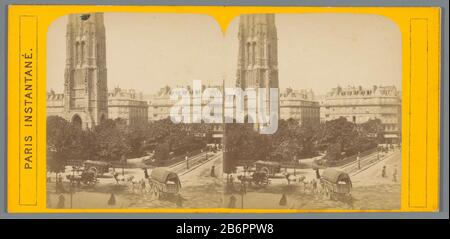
xmin=125 ymin=175 xmax=141 ymax=193
xmin=284 ymin=173 xmax=306 ymax=185
xmin=112 ymin=172 xmax=124 ymax=184
xmin=112 ymin=172 xmax=135 ymax=185
xmin=317 ymin=180 xmax=325 ymax=195
xmin=294 ymin=175 xmax=307 ymax=191
xmin=303 ymin=179 xmax=317 ymax=194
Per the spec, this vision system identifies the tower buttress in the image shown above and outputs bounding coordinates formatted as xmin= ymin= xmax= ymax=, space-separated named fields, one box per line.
xmin=64 ymin=13 xmax=108 ymax=128
xmin=236 ymin=14 xmax=279 ymax=127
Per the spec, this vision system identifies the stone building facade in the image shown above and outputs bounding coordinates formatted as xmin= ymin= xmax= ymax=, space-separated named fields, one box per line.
xmin=47 ymin=91 xmax=65 ymax=117
xmin=146 ymin=84 xmax=224 ymax=122
xmin=108 ymin=87 xmax=148 ymax=126
xmin=145 ymin=84 xmax=225 ymax=144
xmin=47 ymin=87 xmax=148 ymax=126
xmin=145 ymin=86 xmax=173 ymax=122
xmin=279 ymin=88 xmax=320 ymax=124
xmin=320 ymin=85 xmax=402 ymax=143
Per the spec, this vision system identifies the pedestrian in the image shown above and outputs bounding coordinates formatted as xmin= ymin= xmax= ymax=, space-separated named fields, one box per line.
xmin=228 ymin=195 xmax=237 ymax=208
xmin=357 ymin=152 xmax=361 ymax=169
xmin=312 ymin=179 xmax=317 ymax=194
xmin=229 ymin=174 xmax=234 ymax=190
xmin=392 ymin=167 xmax=398 ymax=182
xmin=315 ymin=168 xmax=321 ymax=179
xmin=185 ymin=155 xmax=189 ymax=169
xmin=382 ymin=165 xmax=387 ymax=178
xmin=77 ymin=177 xmax=81 ymax=187
xmin=279 ymin=193 xmax=287 ymax=206
xmin=143 ymin=168 xmax=149 ymax=179
xmin=56 ymin=174 xmax=66 ymax=193
xmin=285 ymin=173 xmax=291 ymax=185
xmin=108 ymin=193 xmax=116 ymax=206
xmin=141 ymin=179 xmax=146 ymax=193
xmin=210 ymin=165 xmax=216 ymax=177
xmin=57 ymin=194 xmax=65 ymax=208
xmin=241 ymin=180 xmax=247 ymax=194
xmin=176 ymin=195 xmax=183 ymax=208
xmin=47 ymin=196 xmax=52 ymax=208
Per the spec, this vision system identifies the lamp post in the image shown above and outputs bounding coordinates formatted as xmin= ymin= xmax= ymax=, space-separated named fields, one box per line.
xmin=121 ymin=155 xmax=126 ymax=176
xmin=293 ymin=155 xmax=297 ymax=176
xmin=70 ymin=166 xmax=75 ymax=209
xmin=240 ymin=180 xmax=246 ymax=209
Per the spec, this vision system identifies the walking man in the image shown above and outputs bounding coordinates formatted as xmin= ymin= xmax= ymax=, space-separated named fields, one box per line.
xmin=312 ymin=178 xmax=318 ymax=194
xmin=357 ymin=152 xmax=361 ymax=170
xmin=279 ymin=193 xmax=287 ymax=206
xmin=176 ymin=195 xmax=183 ymax=208
xmin=57 ymin=194 xmax=65 ymax=208
xmin=210 ymin=165 xmax=216 ymax=177
xmin=315 ymin=168 xmax=321 ymax=179
xmin=229 ymin=175 xmax=235 ymax=193
xmin=382 ymin=165 xmax=387 ymax=178
xmin=228 ymin=195 xmax=237 ymax=208
xmin=108 ymin=193 xmax=116 ymax=206
xmin=392 ymin=167 xmax=398 ymax=182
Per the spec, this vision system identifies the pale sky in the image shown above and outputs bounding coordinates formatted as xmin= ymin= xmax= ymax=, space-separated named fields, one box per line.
xmin=47 ymin=13 xmax=401 ymax=95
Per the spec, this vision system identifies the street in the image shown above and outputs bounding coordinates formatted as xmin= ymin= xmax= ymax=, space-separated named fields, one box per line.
xmin=222 ymin=149 xmax=401 ymax=210
xmin=47 ymin=148 xmax=401 ymax=210
xmin=47 ymin=151 xmax=224 ymax=209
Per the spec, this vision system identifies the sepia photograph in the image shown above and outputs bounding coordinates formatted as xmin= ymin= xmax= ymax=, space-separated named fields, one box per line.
xmin=46 ymin=12 xmax=402 ymax=210
xmin=46 ymin=13 xmax=226 ymax=209
xmin=222 ymin=13 xmax=402 ymax=210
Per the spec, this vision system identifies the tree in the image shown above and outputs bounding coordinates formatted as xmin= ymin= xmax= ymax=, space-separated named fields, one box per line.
xmin=271 ymin=119 xmax=319 ymax=161
xmin=47 ymin=116 xmax=87 ymax=173
xmin=222 ymin=122 xmax=255 ymax=173
xmin=325 ymin=142 xmax=342 ymax=161
xmin=360 ymin=118 xmax=384 ymax=143
xmin=357 ymin=118 xmax=384 ymax=152
xmin=154 ymin=142 xmax=170 ymax=163
xmin=316 ymin=117 xmax=383 ymax=162
xmin=93 ymin=119 xmax=130 ymax=162
xmin=125 ymin=124 xmax=147 ymax=158
xmin=298 ymin=122 xmax=319 ymax=158
xmin=47 ymin=116 xmax=70 ymax=174
xmin=272 ymin=119 xmax=302 ymax=162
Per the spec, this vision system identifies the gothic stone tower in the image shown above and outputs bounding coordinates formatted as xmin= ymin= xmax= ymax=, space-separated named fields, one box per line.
xmin=64 ymin=13 xmax=108 ymax=129
xmin=236 ymin=14 xmax=279 ymax=126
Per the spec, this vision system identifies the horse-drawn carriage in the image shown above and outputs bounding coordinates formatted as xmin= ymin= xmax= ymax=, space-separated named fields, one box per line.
xmin=250 ymin=170 xmax=270 ymax=187
xmin=148 ymin=167 xmax=181 ymax=198
xmin=65 ymin=160 xmax=111 ymax=186
xmin=254 ymin=160 xmax=281 ymax=177
xmin=320 ymin=168 xmax=352 ymax=200
xmin=83 ymin=160 xmax=111 ymax=177
xmin=236 ymin=170 xmax=270 ymax=188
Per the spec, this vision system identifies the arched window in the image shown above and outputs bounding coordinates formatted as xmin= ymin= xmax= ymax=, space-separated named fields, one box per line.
xmin=252 ymin=42 xmax=256 ymax=65
xmin=76 ymin=42 xmax=81 ymax=65
xmin=100 ymin=114 xmax=106 ymax=123
xmin=80 ymin=41 xmax=85 ymax=65
xmin=71 ymin=114 xmax=82 ymax=129
xmin=246 ymin=42 xmax=251 ymax=66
